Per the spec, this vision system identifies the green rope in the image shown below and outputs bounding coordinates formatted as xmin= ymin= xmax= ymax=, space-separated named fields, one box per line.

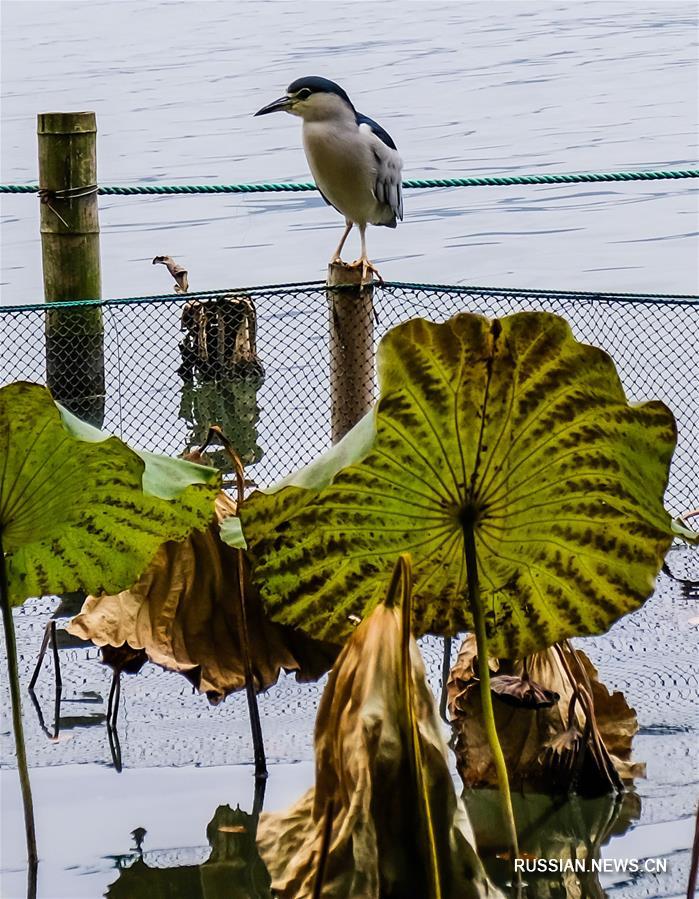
xmin=1 ymin=280 xmax=696 ymax=314
xmin=2 ymin=168 xmax=697 ymax=195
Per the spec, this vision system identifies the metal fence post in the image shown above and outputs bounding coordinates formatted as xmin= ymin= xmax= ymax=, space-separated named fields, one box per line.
xmin=326 ymin=264 xmax=375 ymax=444
xmin=38 ymin=111 xmax=105 ymax=426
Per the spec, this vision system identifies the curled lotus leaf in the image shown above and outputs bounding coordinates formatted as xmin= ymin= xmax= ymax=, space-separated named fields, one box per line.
xmin=256 ymin=559 xmax=499 ymax=899
xmin=68 ymin=494 xmax=338 ymax=702
xmin=242 ymin=312 xmax=676 ymax=657
xmin=0 ymin=382 xmax=220 ymax=606
xmin=488 ymin=673 xmax=559 ymax=709
xmin=448 ymin=635 xmax=645 ymax=795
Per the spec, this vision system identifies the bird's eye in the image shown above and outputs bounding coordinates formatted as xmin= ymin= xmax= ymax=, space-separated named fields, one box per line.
xmin=296 ymin=88 xmax=312 ymax=100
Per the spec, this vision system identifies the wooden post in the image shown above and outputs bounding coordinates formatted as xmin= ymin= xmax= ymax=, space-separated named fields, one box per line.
xmin=38 ymin=111 xmax=105 ymax=426
xmin=326 ymin=263 xmax=375 ymax=444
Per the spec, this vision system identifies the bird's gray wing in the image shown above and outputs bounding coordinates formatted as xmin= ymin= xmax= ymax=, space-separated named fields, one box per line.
xmin=356 ymin=113 xmax=404 ymax=226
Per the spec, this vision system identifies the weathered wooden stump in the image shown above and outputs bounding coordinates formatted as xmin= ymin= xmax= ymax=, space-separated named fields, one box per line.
xmin=326 ymin=263 xmax=375 ymax=444
xmin=38 ymin=111 xmax=105 ymax=426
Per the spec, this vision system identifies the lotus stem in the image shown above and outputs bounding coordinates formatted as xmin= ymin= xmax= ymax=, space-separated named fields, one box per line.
xmin=688 ymin=801 xmax=699 ymax=899
xmin=251 ymin=775 xmax=267 ymax=826
xmin=237 ymin=539 xmax=268 ymax=783
xmin=462 ymin=523 xmax=520 ymax=863
xmin=107 ymin=669 xmax=121 ymax=728
xmin=194 ymin=424 xmax=268 ymax=783
xmin=557 ymin=642 xmax=623 ymax=794
xmin=0 ymin=531 xmax=39 ymax=883
xmin=226 ymin=438 xmax=267 ymax=784
xmin=394 ymin=554 xmax=442 ymax=899
xmin=106 ymin=714 xmax=123 ymax=773
xmin=50 ymin=620 xmax=62 ymax=690
xmin=29 ymin=619 xmax=63 ymax=744
xmin=439 ymin=636 xmax=451 ymax=723
xmin=28 ymin=621 xmax=51 ymax=690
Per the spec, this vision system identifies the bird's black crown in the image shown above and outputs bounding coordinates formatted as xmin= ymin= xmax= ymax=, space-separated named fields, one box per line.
xmin=287 ymin=76 xmax=354 ymax=108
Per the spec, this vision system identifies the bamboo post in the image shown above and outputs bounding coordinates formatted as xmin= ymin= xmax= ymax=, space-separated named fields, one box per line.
xmin=38 ymin=111 xmax=105 ymax=426
xmin=326 ymin=263 xmax=375 ymax=444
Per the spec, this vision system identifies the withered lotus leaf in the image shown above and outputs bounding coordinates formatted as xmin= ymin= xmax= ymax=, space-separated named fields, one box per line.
xmin=68 ymin=494 xmax=338 ymax=703
xmin=100 ymin=643 xmax=148 ymax=676
xmin=256 ymin=575 xmax=501 ymax=899
xmin=488 ymin=673 xmax=559 ymax=709
xmin=448 ymin=636 xmax=644 ymax=796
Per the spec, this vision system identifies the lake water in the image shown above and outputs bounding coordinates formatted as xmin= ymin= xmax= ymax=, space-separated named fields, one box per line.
xmin=1 ymin=3 xmax=698 ymax=898
xmin=1 ymin=562 xmax=697 ymax=898
xmin=1 ymin=1 xmax=698 ymax=302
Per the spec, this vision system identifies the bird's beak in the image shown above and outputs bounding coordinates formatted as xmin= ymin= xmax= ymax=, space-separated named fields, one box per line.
xmin=254 ymin=95 xmax=293 ymax=117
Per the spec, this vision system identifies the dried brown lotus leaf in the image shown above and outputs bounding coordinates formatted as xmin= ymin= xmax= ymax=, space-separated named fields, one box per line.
xmin=489 ymin=674 xmax=559 ymax=709
xmin=256 ymin=601 xmax=501 ymax=899
xmin=67 ymin=493 xmax=338 ymax=703
xmin=539 ymin=725 xmax=586 ymax=793
xmin=100 ymin=643 xmax=148 ymax=676
xmin=448 ymin=635 xmax=644 ymax=795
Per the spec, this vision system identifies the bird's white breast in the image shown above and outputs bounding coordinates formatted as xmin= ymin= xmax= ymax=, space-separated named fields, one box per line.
xmin=302 ymin=121 xmax=386 ymax=227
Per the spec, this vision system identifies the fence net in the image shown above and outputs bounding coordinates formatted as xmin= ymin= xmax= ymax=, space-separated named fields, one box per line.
xmin=0 ymin=280 xmax=696 ymax=514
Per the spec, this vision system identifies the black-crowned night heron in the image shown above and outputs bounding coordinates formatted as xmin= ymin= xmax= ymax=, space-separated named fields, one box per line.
xmin=255 ymin=76 xmax=403 ymax=283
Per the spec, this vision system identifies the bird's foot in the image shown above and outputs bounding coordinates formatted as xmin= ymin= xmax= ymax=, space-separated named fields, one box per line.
xmin=348 ymin=256 xmax=383 ymax=286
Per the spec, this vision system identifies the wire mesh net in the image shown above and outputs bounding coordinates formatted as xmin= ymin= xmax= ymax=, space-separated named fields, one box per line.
xmin=0 ymin=280 xmax=696 ymax=514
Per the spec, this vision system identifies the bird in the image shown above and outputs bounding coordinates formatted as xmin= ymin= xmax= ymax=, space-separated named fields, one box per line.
xmin=254 ymin=76 xmax=403 ymax=284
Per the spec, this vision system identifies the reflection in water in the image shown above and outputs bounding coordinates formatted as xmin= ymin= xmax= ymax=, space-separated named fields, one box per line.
xmin=28 ymin=600 xmax=106 ymax=743
xmin=177 ymin=295 xmax=265 ymax=476
xmin=28 ymin=619 xmax=146 ymax=772
xmin=28 ymin=687 xmax=106 ymax=742
xmin=465 ymin=790 xmax=641 ymax=898
xmin=106 ymin=805 xmax=272 ymax=899
xmin=179 ymin=380 xmax=263 ymax=472
xmin=102 ymin=791 xmax=639 ymax=898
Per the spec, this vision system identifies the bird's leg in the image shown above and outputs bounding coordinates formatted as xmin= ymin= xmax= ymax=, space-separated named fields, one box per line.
xmin=349 ymin=225 xmax=383 ymax=285
xmin=329 ymin=221 xmax=353 ymax=264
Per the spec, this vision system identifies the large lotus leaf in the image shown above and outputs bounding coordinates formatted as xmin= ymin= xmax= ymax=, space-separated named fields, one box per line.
xmin=0 ymin=382 xmax=220 ymax=606
xmin=241 ymin=312 xmax=676 ymax=657
xmin=256 ymin=585 xmax=497 ymax=899
xmin=67 ymin=494 xmax=338 ymax=703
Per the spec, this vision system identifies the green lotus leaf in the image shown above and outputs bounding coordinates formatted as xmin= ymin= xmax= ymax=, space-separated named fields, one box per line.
xmin=0 ymin=382 xmax=221 ymax=606
xmin=671 ymin=517 xmax=699 ymax=544
xmin=218 ymin=514 xmax=248 ymax=549
xmin=241 ymin=312 xmax=676 ymax=657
